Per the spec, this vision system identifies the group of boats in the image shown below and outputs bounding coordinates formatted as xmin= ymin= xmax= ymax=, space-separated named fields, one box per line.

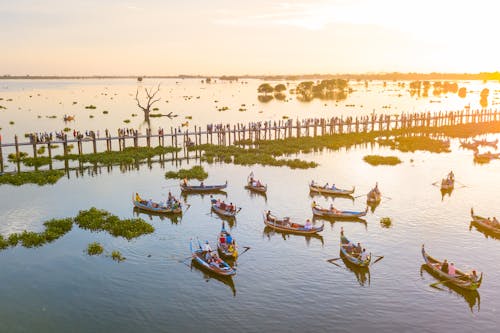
xmin=460 ymin=138 xmax=500 ymax=163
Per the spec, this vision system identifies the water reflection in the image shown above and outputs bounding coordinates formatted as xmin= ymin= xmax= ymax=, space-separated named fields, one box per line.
xmin=209 ymin=211 xmax=236 ymax=229
xmin=367 ymin=201 xmax=380 ymax=213
xmin=308 ymin=192 xmax=355 ymax=203
xmin=132 ymin=207 xmax=182 ymax=224
xmin=313 ymin=216 xmax=367 ymax=231
xmin=440 ymin=188 xmax=454 ymax=201
xmin=469 ymin=222 xmax=500 ymax=240
xmin=181 ymin=191 xmax=227 ymax=203
xmin=246 ymin=189 xmax=267 ymax=202
xmin=420 ymin=265 xmax=480 ymax=313
xmin=262 ymin=226 xmax=324 ymax=246
xmin=190 ymin=262 xmax=236 ymax=297
xmin=340 ymin=252 xmax=371 ymax=287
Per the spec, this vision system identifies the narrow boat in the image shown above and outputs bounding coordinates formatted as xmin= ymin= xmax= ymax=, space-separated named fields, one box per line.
xmin=367 ymin=183 xmax=381 ymax=204
xmin=440 ymin=171 xmax=454 ymax=190
xmin=340 ymin=232 xmax=371 ymax=267
xmin=263 ymin=211 xmax=323 ymax=235
xmin=309 ymin=182 xmax=355 ymax=196
xmin=312 ymin=204 xmax=368 ymax=219
xmin=217 ymin=222 xmax=238 ymax=259
xmin=473 ymin=138 xmax=498 ymax=148
xmin=245 ymin=182 xmax=267 ymax=193
xmin=474 ymin=151 xmax=500 ymax=161
xmin=459 ymin=140 xmax=479 ymax=150
xmin=470 ymin=208 xmax=500 ymax=235
xmin=190 ymin=239 xmax=236 ymax=276
xmin=180 ymin=181 xmax=227 ymax=192
xmin=211 ymin=203 xmax=241 ymax=217
xmin=132 ymin=193 xmax=182 ymax=214
xmin=421 ymin=245 xmax=482 ymax=291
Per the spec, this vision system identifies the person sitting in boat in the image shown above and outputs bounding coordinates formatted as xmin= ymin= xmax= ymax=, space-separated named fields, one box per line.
xmin=448 ymin=263 xmax=456 ymax=277
xmin=374 ymin=182 xmax=380 ymax=194
xmin=469 ymin=270 xmax=479 ymax=283
xmin=323 ymin=182 xmax=329 ymax=189
xmin=256 ymin=180 xmax=262 ymax=187
xmin=346 ymin=241 xmax=354 ymax=253
xmin=227 ymin=203 xmax=234 ymax=212
xmin=311 ymin=180 xmax=316 ymax=187
xmin=360 ymin=249 xmax=369 ymax=261
xmin=311 ymin=201 xmax=317 ymax=208
xmin=147 ymin=199 xmax=153 ymax=207
xmin=353 ymin=243 xmax=361 ymax=256
xmin=219 ymin=233 xmax=226 ymax=246
xmin=304 ymin=219 xmax=313 ymax=230
xmin=226 ymin=233 xmax=233 ymax=245
xmin=331 ymin=184 xmax=336 ymax=190
xmin=220 ymin=201 xmax=227 ymax=210
xmin=492 ymin=217 xmax=500 ymax=227
xmin=200 ymin=181 xmax=204 ymax=187
xmin=441 ymin=259 xmax=449 ymax=274
xmin=204 ymin=241 xmax=212 ymax=255
xmin=182 ymin=177 xmax=188 ymax=186
xmin=448 ymin=171 xmax=454 ymax=181
xmin=266 ymin=210 xmax=273 ymax=221
xmin=340 ymin=227 xmax=344 ymax=238
xmin=135 ymin=193 xmax=141 ymax=202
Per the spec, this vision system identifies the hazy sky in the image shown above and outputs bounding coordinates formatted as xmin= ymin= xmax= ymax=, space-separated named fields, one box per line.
xmin=1 ymin=0 xmax=499 ymax=75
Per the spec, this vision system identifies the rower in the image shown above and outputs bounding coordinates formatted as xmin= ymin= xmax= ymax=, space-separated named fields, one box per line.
xmin=448 ymin=263 xmax=456 ymax=276
xmin=441 ymin=259 xmax=449 ymax=274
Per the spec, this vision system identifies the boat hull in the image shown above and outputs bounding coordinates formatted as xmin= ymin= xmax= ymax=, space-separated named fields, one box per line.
xmin=312 ymin=206 xmax=367 ymax=219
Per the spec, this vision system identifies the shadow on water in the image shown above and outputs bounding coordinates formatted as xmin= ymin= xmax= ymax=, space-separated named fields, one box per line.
xmin=262 ymin=226 xmax=324 ymax=247
xmin=209 ymin=211 xmax=236 ymax=229
xmin=440 ymin=188 xmax=454 ymax=201
xmin=132 ymin=207 xmax=182 ymax=224
xmin=309 ymin=191 xmax=355 ymax=203
xmin=469 ymin=221 xmax=500 ymax=240
xmin=340 ymin=251 xmax=371 ymax=287
xmin=246 ymin=189 xmax=267 ymax=202
xmin=367 ymin=201 xmax=380 ymax=213
xmin=190 ymin=261 xmax=236 ymax=297
xmin=181 ymin=191 xmax=227 ymax=204
xmin=420 ymin=264 xmax=480 ymax=313
xmin=313 ymin=216 xmax=367 ymax=231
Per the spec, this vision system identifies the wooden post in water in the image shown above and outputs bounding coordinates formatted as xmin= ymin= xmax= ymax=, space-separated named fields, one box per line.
xmin=47 ymin=140 xmax=52 ymax=170
xmin=92 ymin=132 xmax=97 ymax=154
xmin=0 ymin=134 xmax=3 ymax=173
xmin=14 ymin=135 xmax=20 ymax=159
xmin=146 ymin=128 xmax=151 ymax=148
xmin=77 ymin=137 xmax=82 ymax=156
xmin=63 ymin=134 xmax=68 ymax=158
xmin=32 ymin=138 xmax=38 ymax=163
xmin=134 ymin=130 xmax=139 ymax=147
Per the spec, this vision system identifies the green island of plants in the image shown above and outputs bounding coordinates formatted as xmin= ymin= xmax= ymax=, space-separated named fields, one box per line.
xmin=363 ymin=155 xmax=402 ymax=166
xmin=87 ymin=242 xmax=104 ymax=255
xmin=54 ymin=146 xmax=180 ymax=165
xmin=74 ymin=207 xmax=154 ymax=240
xmin=165 ymin=165 xmax=208 ymax=180
xmin=380 ymin=217 xmax=392 ymax=228
xmin=0 ymin=170 xmax=65 ymax=186
xmin=111 ymin=250 xmax=126 ymax=262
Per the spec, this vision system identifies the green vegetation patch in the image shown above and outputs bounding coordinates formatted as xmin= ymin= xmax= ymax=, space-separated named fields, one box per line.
xmin=165 ymin=165 xmax=208 ymax=180
xmin=149 ymin=113 xmax=163 ymax=117
xmin=0 ymin=218 xmax=73 ymax=249
xmin=0 ymin=170 xmax=65 ymax=186
xmin=377 ymin=136 xmax=450 ymax=153
xmin=54 ymin=146 xmax=180 ymax=165
xmin=74 ymin=207 xmax=154 ymax=240
xmin=85 ymin=105 xmax=97 ymax=109
xmin=87 ymin=242 xmax=104 ymax=255
xmin=363 ymin=155 xmax=402 ymax=166
xmin=380 ymin=217 xmax=392 ymax=228
xmin=111 ymin=250 xmax=125 ymax=262
xmin=22 ymin=156 xmax=52 ymax=167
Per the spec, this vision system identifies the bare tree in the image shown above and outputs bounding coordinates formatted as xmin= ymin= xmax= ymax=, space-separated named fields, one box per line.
xmin=135 ymin=84 xmax=161 ymax=122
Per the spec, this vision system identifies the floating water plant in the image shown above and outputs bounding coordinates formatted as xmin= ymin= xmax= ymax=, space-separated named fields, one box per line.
xmin=165 ymin=165 xmax=208 ymax=180
xmin=85 ymin=105 xmax=97 ymax=109
xmin=87 ymin=242 xmax=104 ymax=255
xmin=74 ymin=207 xmax=154 ymax=240
xmin=380 ymin=217 xmax=392 ymax=228
xmin=123 ymin=119 xmax=131 ymax=123
xmin=363 ymin=155 xmax=402 ymax=166
xmin=111 ymin=250 xmax=125 ymax=262
xmin=22 ymin=156 xmax=51 ymax=167
xmin=9 ymin=121 xmax=14 ymax=125
xmin=0 ymin=170 xmax=65 ymax=186
xmin=150 ymin=113 xmax=162 ymax=117
xmin=102 ymin=110 xmax=109 ymax=114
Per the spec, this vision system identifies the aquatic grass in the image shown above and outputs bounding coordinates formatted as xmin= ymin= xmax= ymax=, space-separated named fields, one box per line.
xmin=54 ymin=146 xmax=180 ymax=165
xmin=380 ymin=217 xmax=392 ymax=228
xmin=165 ymin=165 xmax=208 ymax=180
xmin=22 ymin=156 xmax=52 ymax=167
xmin=0 ymin=170 xmax=65 ymax=186
xmin=123 ymin=119 xmax=131 ymax=123
xmin=85 ymin=105 xmax=97 ymax=109
xmin=8 ymin=152 xmax=28 ymax=162
xmin=363 ymin=155 xmax=402 ymax=166
xmin=36 ymin=146 xmax=46 ymax=155
xmin=102 ymin=110 xmax=109 ymax=114
xmin=74 ymin=207 xmax=154 ymax=240
xmin=87 ymin=242 xmax=104 ymax=255
xmin=111 ymin=250 xmax=125 ymax=262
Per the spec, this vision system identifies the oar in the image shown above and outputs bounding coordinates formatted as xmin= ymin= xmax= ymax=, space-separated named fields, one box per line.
xmin=183 ymin=203 xmax=191 ymax=213
xmin=326 ymin=258 xmax=342 ymax=267
xmin=354 ymin=194 xmax=367 ymax=199
xmin=371 ymin=255 xmax=384 ymax=265
xmin=238 ymin=246 xmax=251 ymax=257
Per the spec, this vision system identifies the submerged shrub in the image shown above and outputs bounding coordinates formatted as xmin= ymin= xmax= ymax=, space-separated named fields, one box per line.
xmin=111 ymin=250 xmax=125 ymax=262
xmin=87 ymin=242 xmax=104 ymax=255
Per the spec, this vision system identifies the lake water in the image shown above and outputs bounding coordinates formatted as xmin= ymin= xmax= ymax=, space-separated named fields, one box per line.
xmin=0 ymin=79 xmax=500 ymax=332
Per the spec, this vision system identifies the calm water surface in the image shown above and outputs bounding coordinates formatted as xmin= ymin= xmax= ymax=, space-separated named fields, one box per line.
xmin=1 ymin=80 xmax=500 ymax=332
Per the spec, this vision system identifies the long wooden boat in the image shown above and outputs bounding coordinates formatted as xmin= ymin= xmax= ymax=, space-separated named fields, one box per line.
xmin=190 ymin=239 xmax=236 ymax=276
xmin=459 ymin=140 xmax=479 ymax=150
xmin=421 ymin=245 xmax=482 ymax=291
xmin=367 ymin=189 xmax=381 ymax=204
xmin=309 ymin=182 xmax=355 ymax=196
xmin=211 ymin=203 xmax=241 ymax=217
xmin=474 ymin=151 xmax=500 ymax=161
xmin=340 ymin=234 xmax=371 ymax=267
xmin=263 ymin=212 xmax=323 ymax=235
xmin=473 ymin=138 xmax=498 ymax=148
xmin=132 ymin=193 xmax=182 ymax=214
xmin=217 ymin=222 xmax=238 ymax=259
xmin=312 ymin=205 xmax=368 ymax=219
xmin=245 ymin=182 xmax=267 ymax=193
xmin=180 ymin=181 xmax=227 ymax=192
xmin=470 ymin=208 xmax=500 ymax=235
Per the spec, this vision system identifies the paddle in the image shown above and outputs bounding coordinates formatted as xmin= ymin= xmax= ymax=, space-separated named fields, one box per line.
xmin=371 ymin=255 xmax=384 ymax=265
xmin=326 ymin=258 xmax=342 ymax=267
xmin=353 ymin=194 xmax=367 ymax=199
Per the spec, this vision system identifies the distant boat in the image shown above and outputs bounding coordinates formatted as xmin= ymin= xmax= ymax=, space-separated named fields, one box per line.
xmin=263 ymin=211 xmax=323 ymax=235
xmin=340 ymin=232 xmax=371 ymax=268
xmin=190 ymin=239 xmax=236 ymax=277
xmin=309 ymin=182 xmax=355 ymax=196
xmin=312 ymin=204 xmax=367 ymax=219
xmin=180 ymin=181 xmax=227 ymax=192
xmin=132 ymin=193 xmax=182 ymax=214
xmin=367 ymin=183 xmax=381 ymax=204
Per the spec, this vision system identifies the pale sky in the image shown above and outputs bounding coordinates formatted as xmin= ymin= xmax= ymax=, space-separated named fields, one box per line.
xmin=1 ymin=0 xmax=499 ymax=75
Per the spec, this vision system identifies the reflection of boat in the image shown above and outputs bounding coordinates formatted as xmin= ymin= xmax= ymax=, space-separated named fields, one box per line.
xmin=190 ymin=262 xmax=236 ymax=297
xmin=63 ymin=115 xmax=75 ymax=121
xmin=420 ymin=264 xmax=480 ymax=312
xmin=263 ymin=211 xmax=323 ymax=235
xmin=263 ymin=226 xmax=324 ymax=246
xmin=367 ymin=200 xmax=380 ymax=213
xmin=309 ymin=191 xmax=354 ymax=202
xmin=309 ymin=182 xmax=355 ymax=196
xmin=459 ymin=140 xmax=479 ymax=151
xmin=341 ymin=252 xmax=371 ymax=286
xmin=190 ymin=239 xmax=236 ymax=276
xmin=211 ymin=203 xmax=241 ymax=217
xmin=132 ymin=193 xmax=182 ymax=214
xmin=421 ymin=245 xmax=482 ymax=291
xmin=470 ymin=208 xmax=500 ymax=237
xmin=340 ymin=232 xmax=371 ymax=267
xmin=474 ymin=151 xmax=500 ymax=162
xmin=312 ymin=204 xmax=367 ymax=219
xmin=132 ymin=207 xmax=182 ymax=224
xmin=312 ymin=216 xmax=367 ymax=229
xmin=440 ymin=188 xmax=453 ymax=200
xmin=181 ymin=181 xmax=227 ymax=193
